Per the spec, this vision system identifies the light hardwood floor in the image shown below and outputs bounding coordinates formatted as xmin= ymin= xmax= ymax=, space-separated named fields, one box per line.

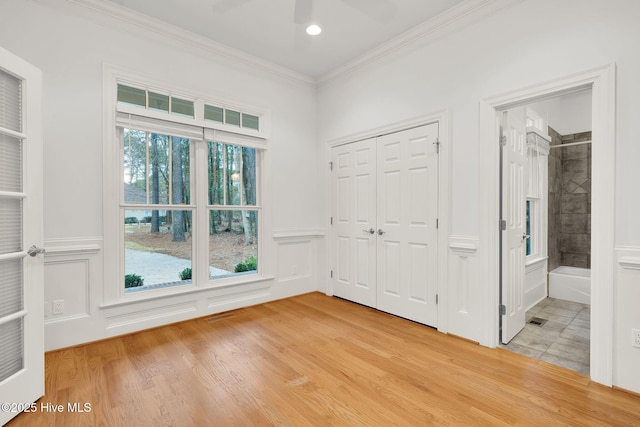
xmin=7 ymin=292 xmax=640 ymax=426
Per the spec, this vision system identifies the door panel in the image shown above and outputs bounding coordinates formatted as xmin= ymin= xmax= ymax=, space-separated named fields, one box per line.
xmin=331 ymin=138 xmax=377 ymax=308
xmin=501 ymin=109 xmax=527 ymax=344
xmin=0 ymin=47 xmax=44 ymax=426
xmin=376 ymin=123 xmax=439 ymax=326
xmin=408 ymin=243 xmax=429 ymax=302
xmin=381 ymin=240 xmax=401 ymax=296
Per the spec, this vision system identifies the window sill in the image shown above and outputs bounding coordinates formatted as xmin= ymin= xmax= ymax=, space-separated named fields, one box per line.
xmin=99 ymin=274 xmax=275 ymax=309
xmin=525 ymin=256 xmax=548 ymax=268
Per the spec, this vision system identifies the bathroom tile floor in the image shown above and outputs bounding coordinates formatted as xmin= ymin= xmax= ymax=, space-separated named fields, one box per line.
xmin=501 ymin=297 xmax=590 ymax=375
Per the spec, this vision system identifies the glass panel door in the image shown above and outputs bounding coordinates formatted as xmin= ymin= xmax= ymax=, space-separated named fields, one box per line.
xmin=0 ymin=47 xmax=44 ymax=426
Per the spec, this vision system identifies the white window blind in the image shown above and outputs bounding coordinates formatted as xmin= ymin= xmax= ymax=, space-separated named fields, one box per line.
xmin=0 ymin=198 xmax=22 ymax=253
xmin=116 ymin=112 xmax=203 ymax=141
xmin=0 ymin=259 xmax=22 ymax=318
xmin=0 ymin=134 xmax=22 ymax=192
xmin=0 ymin=65 xmax=26 ymax=386
xmin=204 ymin=128 xmax=266 ymax=150
xmin=0 ymin=317 xmax=23 ymax=382
xmin=0 ymin=69 xmax=21 ymax=132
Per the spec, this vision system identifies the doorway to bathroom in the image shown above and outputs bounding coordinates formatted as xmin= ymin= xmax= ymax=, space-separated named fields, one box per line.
xmin=478 ymin=64 xmax=615 ymax=387
xmin=499 ymin=90 xmax=592 ymax=375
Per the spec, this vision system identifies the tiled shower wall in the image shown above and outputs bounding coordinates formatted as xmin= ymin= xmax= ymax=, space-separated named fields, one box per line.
xmin=548 ymin=128 xmax=592 ymax=271
xmin=548 ymin=128 xmax=562 ymax=272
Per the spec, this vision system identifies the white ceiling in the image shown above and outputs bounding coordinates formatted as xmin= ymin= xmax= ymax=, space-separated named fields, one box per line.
xmin=106 ymin=0 xmax=466 ymax=78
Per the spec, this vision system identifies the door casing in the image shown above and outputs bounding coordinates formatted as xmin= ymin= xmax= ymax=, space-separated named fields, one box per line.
xmin=479 ymin=64 xmax=616 ymax=386
xmin=325 ymin=111 xmax=450 ymax=333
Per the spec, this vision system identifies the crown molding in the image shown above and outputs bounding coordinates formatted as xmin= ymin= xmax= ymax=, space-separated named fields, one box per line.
xmin=38 ymin=0 xmax=521 ymax=88
xmin=318 ymin=0 xmax=522 ymax=88
xmin=325 ymin=111 xmax=445 ymax=147
xmin=47 ymin=0 xmax=315 ymax=87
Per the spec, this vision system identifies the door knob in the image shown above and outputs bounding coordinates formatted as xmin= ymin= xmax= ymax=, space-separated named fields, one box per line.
xmin=377 ymin=229 xmax=385 ymax=236
xmin=522 ymin=233 xmax=530 ymax=241
xmin=27 ymin=245 xmax=45 ymax=257
xmin=362 ymin=228 xmax=375 ymax=235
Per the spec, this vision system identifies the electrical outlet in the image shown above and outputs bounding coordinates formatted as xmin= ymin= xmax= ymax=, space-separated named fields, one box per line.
xmin=633 ymin=329 xmax=640 ymax=348
xmin=53 ymin=300 xmax=64 ymax=315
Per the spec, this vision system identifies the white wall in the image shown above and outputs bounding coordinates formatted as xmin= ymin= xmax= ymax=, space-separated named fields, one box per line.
xmin=530 ymin=90 xmax=592 ymax=135
xmin=3 ymin=0 xmax=640 ymax=395
xmin=318 ymin=0 xmax=640 ymax=393
xmin=0 ymin=0 xmax=323 ymax=349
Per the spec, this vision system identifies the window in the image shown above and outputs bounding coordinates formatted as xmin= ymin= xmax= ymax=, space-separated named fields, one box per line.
xmin=122 ymin=128 xmax=194 ymax=292
xmin=204 ymin=102 xmax=260 ymax=131
xmin=525 ymin=108 xmax=545 ymax=133
xmin=526 ymin=199 xmax=533 ymax=256
xmin=107 ymin=78 xmax=268 ymax=299
xmin=207 ymin=141 xmax=258 ymax=279
xmin=525 ymin=128 xmax=550 ymax=261
xmin=117 ymin=84 xmax=195 ymax=118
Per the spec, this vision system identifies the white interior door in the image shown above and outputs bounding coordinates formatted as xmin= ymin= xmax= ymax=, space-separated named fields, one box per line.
xmin=0 ymin=46 xmax=44 ymax=426
xmin=501 ymin=109 xmax=527 ymax=344
xmin=376 ymin=124 xmax=439 ymax=326
xmin=331 ymin=138 xmax=377 ymax=308
xmin=330 ymin=123 xmax=439 ymax=327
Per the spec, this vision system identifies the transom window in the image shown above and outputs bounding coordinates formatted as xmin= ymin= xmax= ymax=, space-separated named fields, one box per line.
xmin=108 ymin=79 xmax=268 ymax=298
xmin=118 ymin=84 xmax=195 ymax=118
xmin=117 ymin=83 xmax=260 ymax=130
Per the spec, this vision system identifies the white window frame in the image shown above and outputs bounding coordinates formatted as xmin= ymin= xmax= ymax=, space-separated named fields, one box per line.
xmin=102 ymin=66 xmax=271 ymax=305
xmin=525 ymin=127 xmax=550 ymax=264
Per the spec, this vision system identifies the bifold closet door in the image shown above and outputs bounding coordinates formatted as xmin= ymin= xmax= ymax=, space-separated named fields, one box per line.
xmin=376 ymin=124 xmax=439 ymax=326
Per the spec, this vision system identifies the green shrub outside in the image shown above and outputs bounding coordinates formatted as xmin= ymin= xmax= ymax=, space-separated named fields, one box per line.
xmin=234 ymin=256 xmax=257 ymax=273
xmin=125 ymin=273 xmax=144 ymax=288
xmin=179 ymin=267 xmax=192 ymax=280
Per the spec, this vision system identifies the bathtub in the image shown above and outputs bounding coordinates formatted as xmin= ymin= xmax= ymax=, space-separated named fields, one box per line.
xmin=548 ymin=266 xmax=590 ymax=305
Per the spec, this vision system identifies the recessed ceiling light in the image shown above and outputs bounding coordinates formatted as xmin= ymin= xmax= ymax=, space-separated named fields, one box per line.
xmin=306 ymin=24 xmax=322 ymax=36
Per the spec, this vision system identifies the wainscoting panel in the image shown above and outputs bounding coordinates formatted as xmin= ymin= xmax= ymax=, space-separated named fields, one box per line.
xmin=448 ymin=236 xmax=480 ymax=342
xmin=44 ymin=259 xmax=90 ymax=321
xmin=524 ymin=258 xmax=547 ymax=311
xmin=42 ymin=231 xmax=326 ymax=351
xmin=105 ymin=300 xmax=199 ymax=330
xmin=273 ymin=229 xmax=324 ymax=292
xmin=614 ymin=247 xmax=640 ymax=393
xmin=206 ymin=282 xmax=271 ymax=309
xmin=43 ymin=238 xmax=102 ymax=350
xmin=277 ymin=241 xmax=312 ymax=282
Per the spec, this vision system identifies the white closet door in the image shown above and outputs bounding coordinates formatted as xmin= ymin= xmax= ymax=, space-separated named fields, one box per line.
xmin=0 ymin=47 xmax=44 ymax=426
xmin=376 ymin=124 xmax=439 ymax=326
xmin=501 ymin=109 xmax=527 ymax=344
xmin=331 ymin=138 xmax=377 ymax=308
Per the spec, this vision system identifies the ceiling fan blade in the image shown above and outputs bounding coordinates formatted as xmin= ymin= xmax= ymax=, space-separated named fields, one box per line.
xmin=341 ymin=0 xmax=397 ymax=23
xmin=294 ymin=0 xmax=314 ymax=24
xmin=212 ymin=0 xmax=254 ymax=14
